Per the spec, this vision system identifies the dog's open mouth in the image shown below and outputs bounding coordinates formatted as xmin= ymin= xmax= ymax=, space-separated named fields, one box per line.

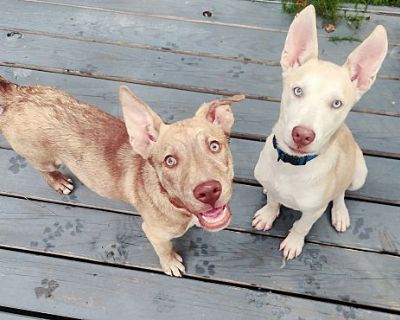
xmin=196 ymin=205 xmax=231 ymax=232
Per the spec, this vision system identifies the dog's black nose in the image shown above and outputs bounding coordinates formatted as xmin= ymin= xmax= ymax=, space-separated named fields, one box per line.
xmin=292 ymin=126 xmax=315 ymax=146
xmin=193 ymin=180 xmax=222 ymax=207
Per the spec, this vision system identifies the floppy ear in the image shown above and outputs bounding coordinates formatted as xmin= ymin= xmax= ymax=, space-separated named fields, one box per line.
xmin=281 ymin=5 xmax=318 ymax=73
xmin=195 ymin=95 xmax=245 ymax=134
xmin=344 ymin=25 xmax=388 ymax=100
xmin=119 ymin=86 xmax=163 ymax=159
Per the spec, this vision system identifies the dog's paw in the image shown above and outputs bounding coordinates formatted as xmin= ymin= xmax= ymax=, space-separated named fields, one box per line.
xmin=331 ymin=206 xmax=350 ymax=232
xmin=44 ymin=171 xmax=74 ymax=195
xmin=280 ymin=232 xmax=305 ymax=260
xmin=252 ymin=205 xmax=279 ymax=231
xmin=160 ymin=252 xmax=185 ymax=277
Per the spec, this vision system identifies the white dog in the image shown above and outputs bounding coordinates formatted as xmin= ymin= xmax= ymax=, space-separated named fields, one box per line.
xmin=253 ymin=5 xmax=388 ymax=260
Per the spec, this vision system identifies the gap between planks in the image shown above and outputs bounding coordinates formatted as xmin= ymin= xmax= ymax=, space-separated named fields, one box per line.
xmin=21 ymin=0 xmax=400 ymax=40
xmin=0 ymin=190 xmax=398 ymax=256
xmin=0 ymin=306 xmax=78 ymax=320
xmin=0 ymin=244 xmax=399 ymax=316
xmin=1 ymin=62 xmax=399 ymax=119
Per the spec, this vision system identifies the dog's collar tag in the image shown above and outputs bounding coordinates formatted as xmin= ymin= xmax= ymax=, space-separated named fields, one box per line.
xmin=272 ymin=136 xmax=318 ymax=166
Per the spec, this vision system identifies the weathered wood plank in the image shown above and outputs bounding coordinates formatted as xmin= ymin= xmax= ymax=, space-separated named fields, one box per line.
xmin=0 ymin=67 xmax=399 ymax=157
xmin=1 ymin=31 xmax=399 ymax=114
xmin=35 ymin=0 xmax=400 ymax=44
xmin=0 ymin=146 xmax=399 ymax=254
xmin=0 ymin=198 xmax=399 ymax=311
xmin=0 ymin=249 xmax=396 ymax=320
xmin=230 ymin=139 xmax=400 ymax=204
xmin=2 ymin=0 xmax=400 ymax=71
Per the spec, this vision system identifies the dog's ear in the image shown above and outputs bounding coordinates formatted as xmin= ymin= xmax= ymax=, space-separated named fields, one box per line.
xmin=281 ymin=5 xmax=318 ymax=72
xmin=119 ymin=86 xmax=163 ymax=159
xmin=344 ymin=25 xmax=388 ymax=100
xmin=195 ymin=95 xmax=245 ymax=134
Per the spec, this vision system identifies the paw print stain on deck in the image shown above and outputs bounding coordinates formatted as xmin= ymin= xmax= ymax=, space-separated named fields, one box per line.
xmin=336 ymin=305 xmax=357 ymax=320
xmin=34 ymin=279 xmax=59 ymax=299
xmin=195 ymin=260 xmax=216 ymax=276
xmin=246 ymin=292 xmax=291 ymax=318
xmin=153 ymin=291 xmax=176 ymax=313
xmin=165 ymin=41 xmax=178 ymax=49
xmin=299 ymin=248 xmax=327 ymax=271
xmin=189 ymin=237 xmax=216 ymax=257
xmin=8 ymin=155 xmax=27 ymax=174
xmin=228 ymin=65 xmax=245 ymax=78
xmin=303 ymin=274 xmax=321 ymax=295
xmin=352 ymin=218 xmax=372 ymax=240
xmin=246 ymin=291 xmax=267 ymax=308
xmin=31 ymin=219 xmax=84 ymax=251
xmin=103 ymin=233 xmax=134 ymax=263
xmin=180 ymin=57 xmax=202 ymax=67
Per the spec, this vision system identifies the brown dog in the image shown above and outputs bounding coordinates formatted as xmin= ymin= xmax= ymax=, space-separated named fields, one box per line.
xmin=0 ymin=76 xmax=244 ymax=276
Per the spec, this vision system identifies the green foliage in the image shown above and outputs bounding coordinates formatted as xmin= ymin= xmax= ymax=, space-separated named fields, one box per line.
xmin=328 ymin=36 xmax=362 ymax=42
xmin=347 ymin=0 xmax=400 ymax=5
xmin=282 ymin=0 xmax=398 ymax=29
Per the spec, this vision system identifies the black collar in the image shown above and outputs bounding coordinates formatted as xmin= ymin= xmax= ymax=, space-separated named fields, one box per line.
xmin=272 ymin=136 xmax=318 ymax=166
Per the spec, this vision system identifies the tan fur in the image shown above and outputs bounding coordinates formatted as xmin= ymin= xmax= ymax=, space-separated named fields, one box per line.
xmin=0 ymin=77 xmax=244 ymax=276
xmin=253 ymin=5 xmax=387 ymax=260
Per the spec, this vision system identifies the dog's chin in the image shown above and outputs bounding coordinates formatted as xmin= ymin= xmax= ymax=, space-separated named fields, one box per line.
xmin=280 ymin=139 xmax=316 ymax=156
xmin=288 ymin=145 xmax=311 ymax=155
xmin=194 ymin=205 xmax=231 ymax=232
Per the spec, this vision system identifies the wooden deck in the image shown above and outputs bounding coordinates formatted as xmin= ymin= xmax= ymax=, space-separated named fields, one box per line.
xmin=0 ymin=0 xmax=399 ymax=318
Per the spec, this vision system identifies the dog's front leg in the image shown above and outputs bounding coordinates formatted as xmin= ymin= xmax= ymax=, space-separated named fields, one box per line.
xmin=142 ymin=222 xmax=185 ymax=277
xmin=331 ymin=191 xmax=350 ymax=232
xmin=280 ymin=206 xmax=326 ymax=260
xmin=252 ymin=195 xmax=280 ymax=231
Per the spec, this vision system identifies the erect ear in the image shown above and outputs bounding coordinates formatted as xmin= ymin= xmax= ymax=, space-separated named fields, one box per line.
xmin=344 ymin=25 xmax=388 ymax=100
xmin=195 ymin=95 xmax=245 ymax=135
xmin=119 ymin=86 xmax=163 ymax=159
xmin=281 ymin=5 xmax=318 ymax=73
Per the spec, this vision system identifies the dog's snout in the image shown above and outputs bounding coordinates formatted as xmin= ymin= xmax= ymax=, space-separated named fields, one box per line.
xmin=292 ymin=126 xmax=315 ymax=146
xmin=193 ymin=180 xmax=222 ymax=207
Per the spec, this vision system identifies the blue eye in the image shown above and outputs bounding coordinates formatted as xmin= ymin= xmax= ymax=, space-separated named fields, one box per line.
xmin=209 ymin=140 xmax=221 ymax=153
xmin=332 ymin=100 xmax=343 ymax=108
xmin=293 ymin=87 xmax=303 ymax=97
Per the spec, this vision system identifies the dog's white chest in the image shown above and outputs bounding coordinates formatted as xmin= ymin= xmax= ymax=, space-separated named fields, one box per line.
xmin=254 ymin=141 xmax=325 ymax=211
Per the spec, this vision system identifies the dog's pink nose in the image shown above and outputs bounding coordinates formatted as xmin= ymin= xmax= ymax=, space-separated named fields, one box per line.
xmin=292 ymin=126 xmax=315 ymax=146
xmin=193 ymin=180 xmax=222 ymax=207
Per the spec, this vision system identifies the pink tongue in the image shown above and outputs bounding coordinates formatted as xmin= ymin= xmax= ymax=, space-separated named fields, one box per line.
xmin=201 ymin=207 xmax=224 ymax=218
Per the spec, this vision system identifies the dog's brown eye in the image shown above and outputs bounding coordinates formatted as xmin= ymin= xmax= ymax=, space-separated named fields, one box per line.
xmin=331 ymin=99 xmax=343 ymax=109
xmin=209 ymin=140 xmax=221 ymax=153
xmin=164 ymin=155 xmax=177 ymax=167
xmin=293 ymin=86 xmax=303 ymax=97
